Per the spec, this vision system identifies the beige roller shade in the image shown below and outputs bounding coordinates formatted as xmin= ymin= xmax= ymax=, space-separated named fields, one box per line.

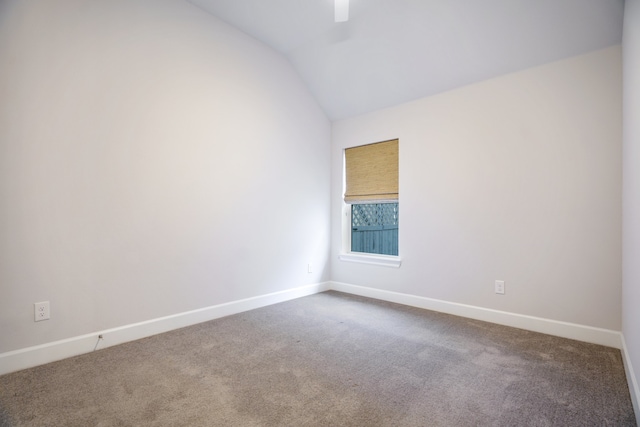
xmin=344 ymin=139 xmax=398 ymax=204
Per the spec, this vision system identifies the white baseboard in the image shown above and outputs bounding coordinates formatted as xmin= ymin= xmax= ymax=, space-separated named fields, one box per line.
xmin=0 ymin=282 xmax=330 ymax=376
xmin=621 ymin=334 xmax=640 ymax=425
xmin=328 ymin=281 xmax=623 ymax=349
xmin=0 ymin=281 xmax=627 ymax=377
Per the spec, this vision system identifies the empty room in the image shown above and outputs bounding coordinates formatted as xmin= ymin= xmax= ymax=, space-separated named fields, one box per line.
xmin=1 ymin=0 xmax=639 ymax=425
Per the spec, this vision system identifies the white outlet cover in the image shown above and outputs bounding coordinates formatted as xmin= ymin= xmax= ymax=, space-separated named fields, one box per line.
xmin=495 ymin=280 xmax=505 ymax=295
xmin=34 ymin=301 xmax=50 ymax=322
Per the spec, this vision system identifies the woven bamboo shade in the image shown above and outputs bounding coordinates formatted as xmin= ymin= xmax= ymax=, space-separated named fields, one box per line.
xmin=344 ymin=139 xmax=398 ymax=204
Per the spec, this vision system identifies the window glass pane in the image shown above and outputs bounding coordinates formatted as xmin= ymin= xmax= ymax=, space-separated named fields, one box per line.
xmin=351 ymin=203 xmax=398 ymax=256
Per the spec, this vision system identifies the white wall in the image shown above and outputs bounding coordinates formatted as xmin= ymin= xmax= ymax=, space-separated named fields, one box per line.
xmin=331 ymin=46 xmax=622 ymax=331
xmin=0 ymin=0 xmax=330 ymax=354
xmin=623 ymin=0 xmax=640 ymax=416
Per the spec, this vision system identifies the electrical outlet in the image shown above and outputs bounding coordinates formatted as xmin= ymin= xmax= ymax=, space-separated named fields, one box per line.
xmin=34 ymin=301 xmax=50 ymax=322
xmin=495 ymin=280 xmax=505 ymax=295
xmin=307 ymin=263 xmax=313 ymax=274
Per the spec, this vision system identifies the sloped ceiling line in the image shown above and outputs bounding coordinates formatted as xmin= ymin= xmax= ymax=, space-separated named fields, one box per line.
xmin=188 ymin=0 xmax=624 ymax=121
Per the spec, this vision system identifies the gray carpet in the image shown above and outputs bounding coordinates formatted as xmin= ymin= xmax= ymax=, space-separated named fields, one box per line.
xmin=0 ymin=291 xmax=636 ymax=426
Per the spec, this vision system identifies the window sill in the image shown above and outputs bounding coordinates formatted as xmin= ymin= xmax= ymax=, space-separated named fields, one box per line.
xmin=338 ymin=253 xmax=402 ymax=268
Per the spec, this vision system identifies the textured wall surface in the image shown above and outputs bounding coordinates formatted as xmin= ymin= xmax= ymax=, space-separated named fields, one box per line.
xmin=332 ymin=46 xmax=622 ymax=331
xmin=623 ymin=0 xmax=640 ymax=416
xmin=0 ymin=0 xmax=331 ymax=353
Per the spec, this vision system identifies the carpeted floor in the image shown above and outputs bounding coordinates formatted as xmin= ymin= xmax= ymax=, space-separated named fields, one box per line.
xmin=0 ymin=291 xmax=636 ymax=426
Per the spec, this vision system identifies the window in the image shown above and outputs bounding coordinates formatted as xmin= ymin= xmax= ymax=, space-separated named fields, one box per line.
xmin=344 ymin=139 xmax=398 ymax=257
xmin=351 ymin=202 xmax=398 ymax=255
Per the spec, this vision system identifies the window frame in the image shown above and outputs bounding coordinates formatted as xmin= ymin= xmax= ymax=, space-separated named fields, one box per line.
xmin=339 ymin=142 xmax=402 ymax=268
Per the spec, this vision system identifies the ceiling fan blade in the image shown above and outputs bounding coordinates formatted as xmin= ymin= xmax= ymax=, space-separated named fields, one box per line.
xmin=335 ymin=0 xmax=349 ymax=22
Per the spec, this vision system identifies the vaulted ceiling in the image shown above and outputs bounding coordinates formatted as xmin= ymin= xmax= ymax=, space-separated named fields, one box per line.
xmin=188 ymin=0 xmax=625 ymax=121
